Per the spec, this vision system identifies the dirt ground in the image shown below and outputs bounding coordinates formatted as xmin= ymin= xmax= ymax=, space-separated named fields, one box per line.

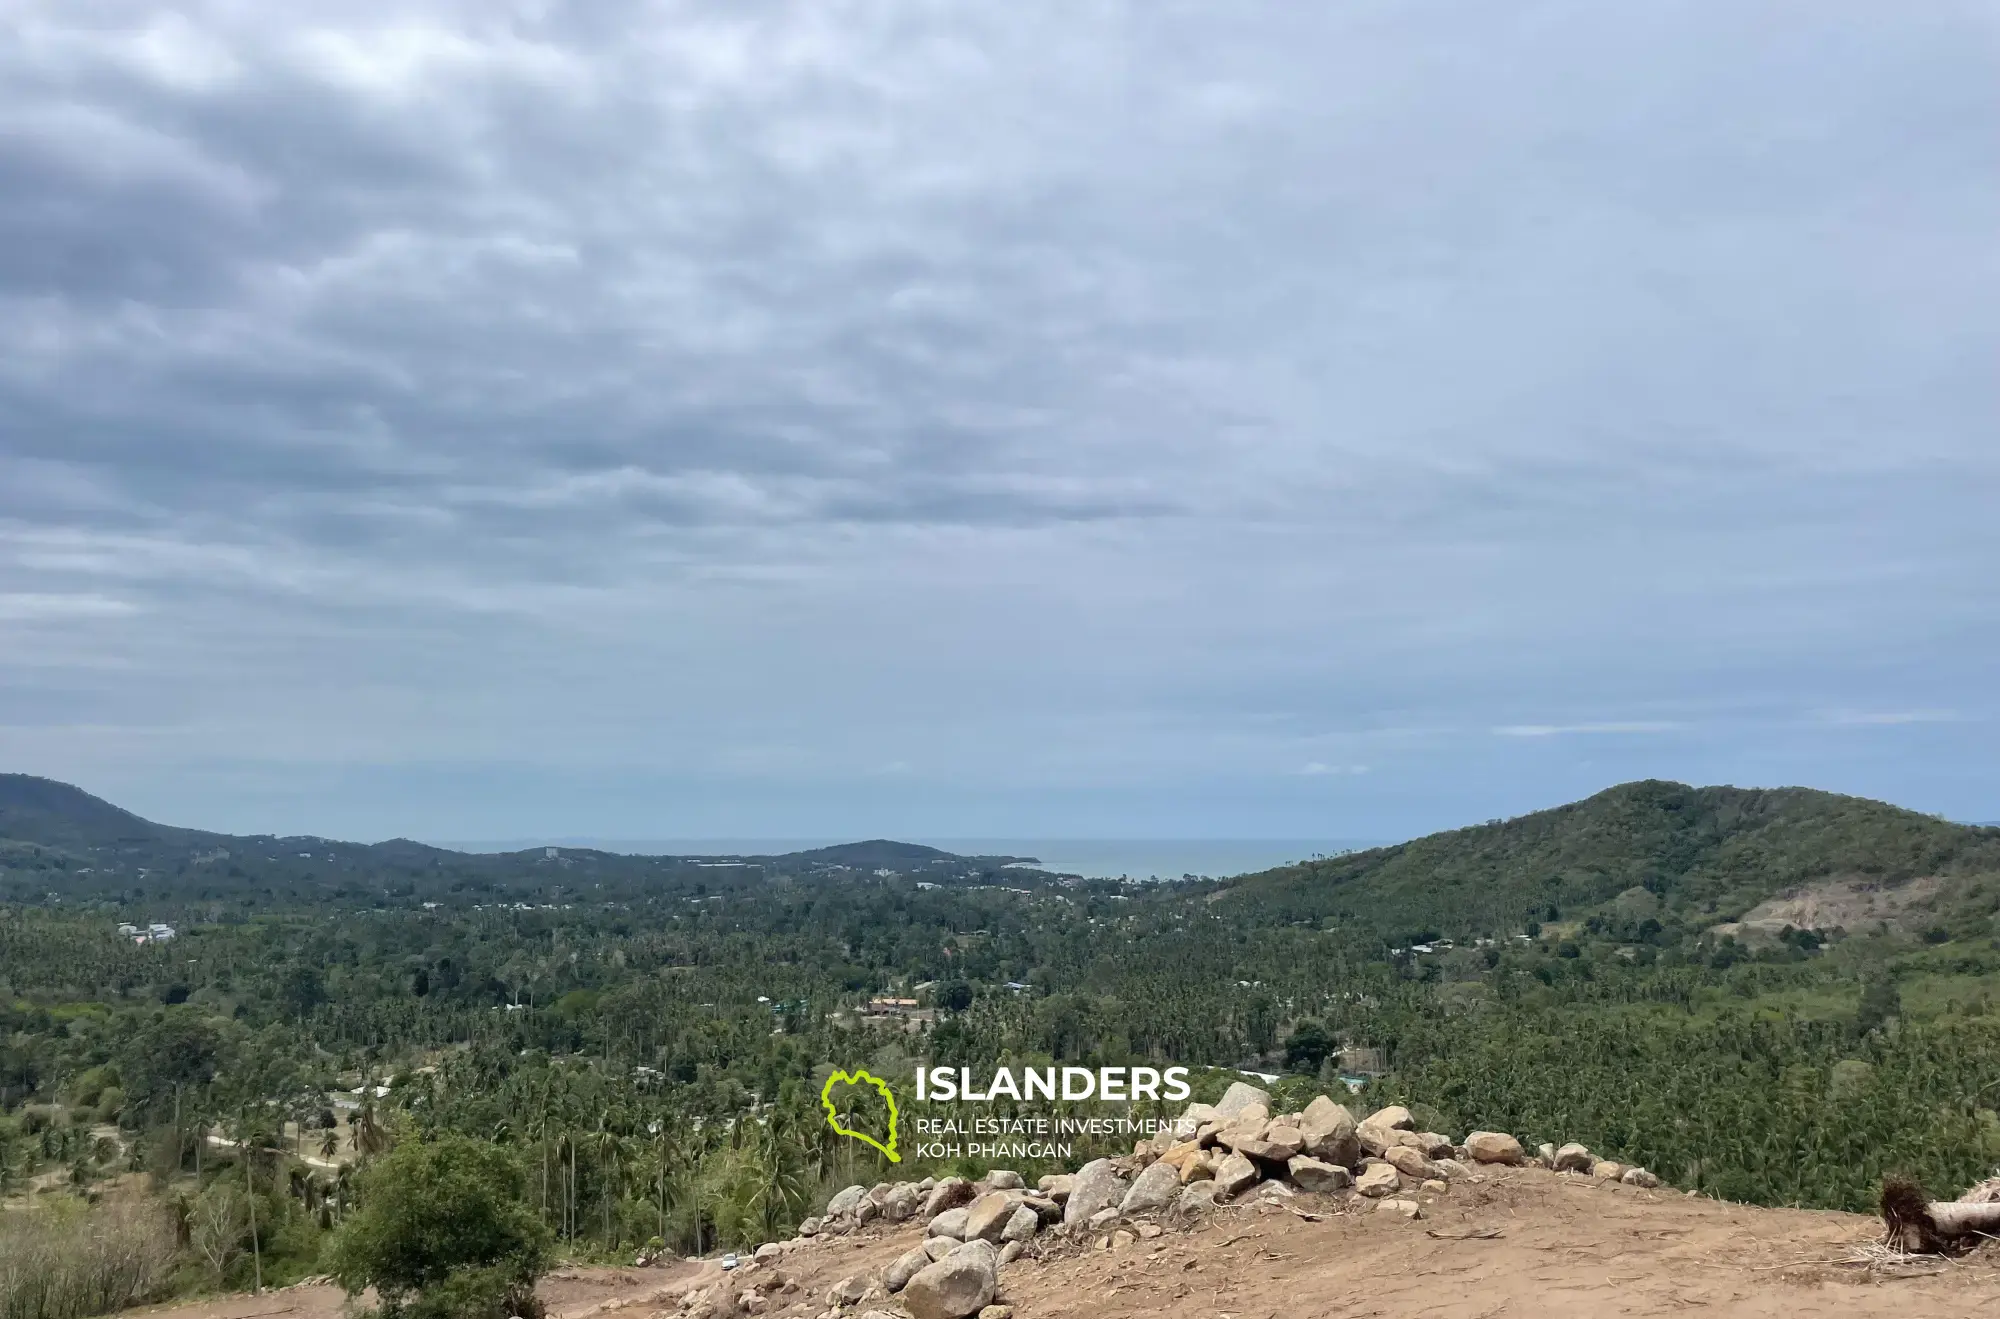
xmin=121 ymin=1168 xmax=2000 ymax=1319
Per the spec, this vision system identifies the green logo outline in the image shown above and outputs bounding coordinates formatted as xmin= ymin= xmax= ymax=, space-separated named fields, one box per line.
xmin=820 ymin=1069 xmax=901 ymax=1163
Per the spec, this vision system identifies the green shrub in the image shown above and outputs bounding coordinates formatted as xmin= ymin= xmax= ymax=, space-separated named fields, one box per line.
xmin=328 ymin=1137 xmax=547 ymax=1319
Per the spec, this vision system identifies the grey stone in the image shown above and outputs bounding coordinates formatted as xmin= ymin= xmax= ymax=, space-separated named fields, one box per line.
xmin=927 ymin=1207 xmax=970 ymax=1240
xmin=1059 ymin=1159 xmax=1126 ymax=1226
xmin=1119 ymin=1159 xmax=1181 ymax=1215
xmin=901 ymin=1240 xmax=999 ymax=1319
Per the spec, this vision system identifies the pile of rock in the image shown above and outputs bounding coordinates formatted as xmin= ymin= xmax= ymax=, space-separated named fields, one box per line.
xmin=751 ymin=1083 xmax=1664 ymax=1318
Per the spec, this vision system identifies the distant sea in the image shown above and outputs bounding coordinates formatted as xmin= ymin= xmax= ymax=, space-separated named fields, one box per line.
xmin=432 ymin=837 xmax=1382 ymax=881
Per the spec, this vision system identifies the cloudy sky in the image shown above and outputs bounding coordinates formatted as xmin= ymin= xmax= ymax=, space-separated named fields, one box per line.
xmin=2 ymin=1 xmax=1995 ymax=843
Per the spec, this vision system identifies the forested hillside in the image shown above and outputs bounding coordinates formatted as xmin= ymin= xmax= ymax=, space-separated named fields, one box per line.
xmin=1224 ymin=779 xmax=2000 ymax=942
xmin=6 ymin=773 xmax=2000 ymax=1307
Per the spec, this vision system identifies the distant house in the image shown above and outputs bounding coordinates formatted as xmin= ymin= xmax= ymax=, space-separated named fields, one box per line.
xmin=862 ymin=997 xmax=919 ymax=1016
xmin=116 ymin=923 xmax=139 ymax=937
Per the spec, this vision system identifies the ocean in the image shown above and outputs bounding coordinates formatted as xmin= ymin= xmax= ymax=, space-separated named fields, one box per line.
xmin=433 ymin=837 xmax=1381 ymax=881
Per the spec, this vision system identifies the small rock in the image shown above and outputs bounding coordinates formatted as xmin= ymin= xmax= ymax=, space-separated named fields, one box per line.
xmin=1036 ymin=1174 xmax=1073 ymax=1199
xmin=1136 ymin=1222 xmax=1162 ymax=1239
xmin=1355 ymin=1163 xmax=1401 ymax=1198
xmin=1537 ymin=1142 xmax=1557 ymax=1168
xmin=1087 ymin=1206 xmax=1121 ymax=1230
xmin=1112 ymin=1229 xmax=1136 ymax=1249
xmin=826 ymin=1186 xmax=868 ymax=1217
xmin=1622 ymin=1167 xmax=1662 ymax=1189
xmin=998 ymin=1240 xmax=1023 ymax=1265
xmin=978 ymin=1307 xmax=1014 ymax=1319
xmin=924 ymin=1238 xmax=957 ymax=1262
xmin=1378 ymin=1197 xmax=1423 ymax=1219
xmin=1178 ymin=1181 xmax=1223 ymax=1215
xmin=1413 ymin=1132 xmax=1457 ymax=1159
xmin=985 ymin=1170 xmax=1024 ymax=1191
xmin=1420 ymin=1179 xmax=1448 ymax=1195
xmin=796 ymin=1217 xmax=823 ymax=1237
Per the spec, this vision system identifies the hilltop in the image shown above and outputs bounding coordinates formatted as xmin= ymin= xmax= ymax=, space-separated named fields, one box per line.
xmin=1222 ymin=779 xmax=2000 ymax=942
xmin=0 ymin=772 xmax=1035 ymax=904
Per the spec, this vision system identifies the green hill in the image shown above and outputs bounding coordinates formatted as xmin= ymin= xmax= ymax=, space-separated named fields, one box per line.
xmin=1222 ymin=779 xmax=2000 ymax=942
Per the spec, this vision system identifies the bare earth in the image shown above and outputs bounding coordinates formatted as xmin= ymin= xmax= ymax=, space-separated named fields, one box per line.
xmin=124 ymin=1168 xmax=2000 ymax=1319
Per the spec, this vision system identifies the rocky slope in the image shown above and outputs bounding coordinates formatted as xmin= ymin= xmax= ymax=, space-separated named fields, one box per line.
xmin=673 ymin=1081 xmax=2000 ymax=1319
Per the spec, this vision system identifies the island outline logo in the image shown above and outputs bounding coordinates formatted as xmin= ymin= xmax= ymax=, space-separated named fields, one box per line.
xmin=820 ymin=1068 xmax=901 ymax=1163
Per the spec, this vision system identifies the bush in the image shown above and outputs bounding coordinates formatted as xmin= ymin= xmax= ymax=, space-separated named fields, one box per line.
xmin=0 ymin=1199 xmax=177 ymax=1319
xmin=328 ymin=1136 xmax=547 ymax=1319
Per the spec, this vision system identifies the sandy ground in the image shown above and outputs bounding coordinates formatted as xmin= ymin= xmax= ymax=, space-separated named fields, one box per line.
xmin=121 ymin=1168 xmax=2000 ymax=1319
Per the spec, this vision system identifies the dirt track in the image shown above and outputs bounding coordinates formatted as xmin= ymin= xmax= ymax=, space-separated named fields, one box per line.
xmin=123 ymin=1168 xmax=2000 ymax=1319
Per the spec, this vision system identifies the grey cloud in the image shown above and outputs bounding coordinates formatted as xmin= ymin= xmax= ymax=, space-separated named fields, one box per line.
xmin=0 ymin=1 xmax=1995 ymax=835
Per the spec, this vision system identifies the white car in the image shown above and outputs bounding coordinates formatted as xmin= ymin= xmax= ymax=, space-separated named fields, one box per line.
xmin=720 ymin=1253 xmax=740 ymax=1271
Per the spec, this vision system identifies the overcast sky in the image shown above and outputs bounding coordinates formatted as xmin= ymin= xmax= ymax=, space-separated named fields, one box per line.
xmin=2 ymin=1 xmax=1996 ymax=844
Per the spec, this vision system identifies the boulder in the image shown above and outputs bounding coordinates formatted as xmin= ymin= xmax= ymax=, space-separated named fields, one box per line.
xmin=1413 ymin=1132 xmax=1457 ymax=1159
xmin=826 ymin=1275 xmax=872 ymax=1307
xmin=1300 ymin=1097 xmax=1362 ymax=1166
xmin=923 ymin=1178 xmax=978 ymax=1218
xmin=1120 ymin=1159 xmax=1181 ymax=1214
xmin=826 ymin=1185 xmax=868 ymax=1217
xmin=984 ymin=1170 xmax=1024 ymax=1191
xmin=1355 ymin=1163 xmax=1402 ymax=1198
xmin=1178 ymin=1181 xmax=1223 ymax=1215
xmin=927 ymin=1208 xmax=971 ymax=1240
xmin=1213 ymin=1081 xmax=1273 ymax=1120
xmin=1621 ymin=1167 xmax=1662 ymax=1189
xmin=886 ymin=1246 xmax=933 ymax=1293
xmin=1464 ymin=1132 xmax=1525 ymax=1166
xmin=1433 ymin=1158 xmax=1477 ymax=1182
xmin=1179 ymin=1151 xmax=1217 ymax=1184
xmin=1384 ymin=1146 xmax=1436 ymax=1180
xmin=1262 ymin=1125 xmax=1306 ymax=1158
xmin=882 ymin=1184 xmax=922 ymax=1222
xmin=1364 ymin=1105 xmax=1415 ymax=1131
xmin=1286 ymin=1156 xmax=1353 ymax=1192
xmin=1214 ymin=1151 xmax=1260 ymax=1198
xmin=796 ymin=1216 xmax=823 ymax=1237
xmin=854 ymin=1198 xmax=880 ymax=1224
xmin=754 ymin=1242 xmax=783 ymax=1263
xmin=1590 ymin=1161 xmax=1625 ymax=1182
xmin=998 ymin=1241 xmax=1023 ymax=1265
xmin=1087 ymin=1206 xmax=1121 ymax=1230
xmin=1001 ymin=1206 xmax=1039 ymax=1242
xmin=963 ymin=1192 xmax=1018 ymax=1243
xmin=1060 ymin=1159 xmax=1127 ymax=1226
xmin=1552 ymin=1142 xmax=1594 ymax=1173
xmin=1037 ymin=1174 xmax=1073 ymax=1200
xmin=900 ymin=1241 xmax=999 ymax=1319
xmin=923 ymin=1238 xmax=957 ymax=1262
xmin=1537 ymin=1142 xmax=1557 ymax=1168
